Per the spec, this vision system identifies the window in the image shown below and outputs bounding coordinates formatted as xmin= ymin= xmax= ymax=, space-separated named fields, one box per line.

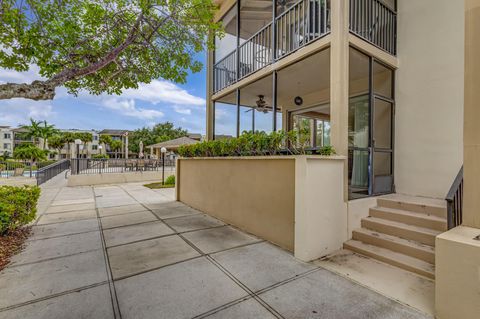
xmin=3 ymin=143 xmax=11 ymax=150
xmin=93 ymin=135 xmax=98 ymax=141
xmin=4 ymin=133 xmax=11 ymax=139
xmin=92 ymin=145 xmax=98 ymax=150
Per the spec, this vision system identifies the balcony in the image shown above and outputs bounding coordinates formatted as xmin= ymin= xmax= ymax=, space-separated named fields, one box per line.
xmin=214 ymin=0 xmax=330 ymax=93
xmin=213 ymin=0 xmax=396 ymax=94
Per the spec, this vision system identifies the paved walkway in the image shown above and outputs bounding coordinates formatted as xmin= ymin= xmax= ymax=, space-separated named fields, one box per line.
xmin=0 ymin=179 xmax=430 ymax=319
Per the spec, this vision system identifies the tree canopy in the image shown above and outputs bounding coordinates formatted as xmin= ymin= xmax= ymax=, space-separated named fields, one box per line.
xmin=0 ymin=0 xmax=221 ymax=100
xmin=128 ymin=122 xmax=188 ymax=153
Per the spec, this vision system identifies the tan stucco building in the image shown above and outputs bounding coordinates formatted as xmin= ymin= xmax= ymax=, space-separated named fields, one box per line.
xmin=198 ymin=0 xmax=480 ymax=318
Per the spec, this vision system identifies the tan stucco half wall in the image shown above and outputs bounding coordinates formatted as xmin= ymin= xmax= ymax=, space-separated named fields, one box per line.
xmin=177 ymin=157 xmax=296 ymax=251
xmin=176 ymin=155 xmax=347 ymax=261
xmin=67 ymin=171 xmax=174 ymax=186
xmin=435 ymin=226 xmax=480 ymax=319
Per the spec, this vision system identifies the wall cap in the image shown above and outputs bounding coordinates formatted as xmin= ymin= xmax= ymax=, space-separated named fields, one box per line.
xmin=177 ymin=155 xmax=347 ymax=161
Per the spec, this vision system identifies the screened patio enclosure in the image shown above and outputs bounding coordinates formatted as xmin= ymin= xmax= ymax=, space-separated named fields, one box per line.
xmin=213 ymin=48 xmax=331 ymax=147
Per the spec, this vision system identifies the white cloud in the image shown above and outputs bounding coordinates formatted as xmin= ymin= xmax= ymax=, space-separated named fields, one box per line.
xmin=0 ymin=65 xmax=45 ymax=84
xmin=0 ymin=98 xmax=55 ymax=126
xmin=122 ymin=80 xmax=205 ymax=106
xmin=101 ymin=97 xmax=164 ymax=120
xmin=173 ymin=105 xmax=192 ymax=115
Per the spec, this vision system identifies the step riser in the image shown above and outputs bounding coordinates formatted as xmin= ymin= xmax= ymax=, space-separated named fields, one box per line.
xmin=352 ymin=231 xmax=435 ymax=264
xmin=362 ymin=219 xmax=436 ymax=246
xmin=369 ymin=209 xmax=447 ymax=231
xmin=377 ymin=198 xmax=447 ymax=219
xmin=344 ymin=242 xmax=435 ymax=279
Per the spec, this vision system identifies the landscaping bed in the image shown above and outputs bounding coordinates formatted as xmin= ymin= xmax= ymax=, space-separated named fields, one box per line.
xmin=0 ymin=185 xmax=40 ymax=270
xmin=0 ymin=227 xmax=31 ymax=271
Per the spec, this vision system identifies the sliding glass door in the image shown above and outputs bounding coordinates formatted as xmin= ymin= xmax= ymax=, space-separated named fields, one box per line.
xmin=348 ymin=47 xmax=395 ymax=199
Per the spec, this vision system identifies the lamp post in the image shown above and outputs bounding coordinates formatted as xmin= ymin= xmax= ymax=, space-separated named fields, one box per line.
xmin=161 ymin=147 xmax=167 ymax=185
xmin=74 ymin=139 xmax=82 ymax=174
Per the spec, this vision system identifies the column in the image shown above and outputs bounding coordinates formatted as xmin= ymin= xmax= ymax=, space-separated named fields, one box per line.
xmin=206 ymin=48 xmax=215 ymax=141
xmin=463 ymin=0 xmax=480 ymax=228
xmin=329 ymin=0 xmax=349 ymax=198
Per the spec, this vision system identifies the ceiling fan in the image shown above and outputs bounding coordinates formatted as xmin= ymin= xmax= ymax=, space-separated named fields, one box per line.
xmin=255 ymin=95 xmax=270 ymax=113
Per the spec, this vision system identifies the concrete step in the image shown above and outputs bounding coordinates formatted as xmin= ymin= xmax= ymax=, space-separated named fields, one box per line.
xmin=352 ymin=228 xmax=435 ymax=264
xmin=377 ymin=194 xmax=447 ymax=218
xmin=344 ymin=239 xmax=435 ymax=279
xmin=369 ymin=206 xmax=447 ymax=231
xmin=361 ymin=217 xmax=442 ymax=246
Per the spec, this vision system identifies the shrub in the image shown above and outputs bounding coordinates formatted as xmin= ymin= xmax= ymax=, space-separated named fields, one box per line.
xmin=92 ymin=154 xmax=109 ymax=159
xmin=0 ymin=186 xmax=41 ymax=235
xmin=177 ymin=130 xmax=336 ymax=158
xmin=165 ymin=175 xmax=175 ymax=185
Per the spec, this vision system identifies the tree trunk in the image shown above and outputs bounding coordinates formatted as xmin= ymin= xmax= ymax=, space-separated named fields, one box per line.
xmin=0 ymin=81 xmax=56 ymax=100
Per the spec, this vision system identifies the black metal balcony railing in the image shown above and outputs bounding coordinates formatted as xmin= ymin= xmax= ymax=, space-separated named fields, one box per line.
xmin=349 ymin=0 xmax=397 ymax=55
xmin=238 ymin=23 xmax=273 ymax=79
xmin=276 ymin=0 xmax=329 ymax=59
xmin=214 ymin=0 xmax=330 ymax=93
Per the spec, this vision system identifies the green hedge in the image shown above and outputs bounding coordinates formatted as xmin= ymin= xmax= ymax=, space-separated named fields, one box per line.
xmin=165 ymin=175 xmax=175 ymax=185
xmin=0 ymin=186 xmax=41 ymax=235
xmin=177 ymin=131 xmax=336 ymax=158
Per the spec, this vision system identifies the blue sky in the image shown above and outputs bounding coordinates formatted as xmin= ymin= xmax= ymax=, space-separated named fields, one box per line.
xmin=0 ymin=53 xmax=209 ymax=134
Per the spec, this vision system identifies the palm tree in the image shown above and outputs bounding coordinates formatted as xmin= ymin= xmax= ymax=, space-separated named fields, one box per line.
xmin=48 ymin=135 xmax=65 ymax=160
xmin=110 ymin=140 xmax=123 ymax=159
xmin=62 ymin=132 xmax=76 ymax=159
xmin=77 ymin=132 xmax=93 ymax=158
xmin=99 ymin=134 xmax=112 ymax=156
xmin=22 ymin=118 xmax=42 ymax=146
xmin=13 ymin=144 xmax=47 ymax=174
xmin=38 ymin=121 xmax=59 ymax=150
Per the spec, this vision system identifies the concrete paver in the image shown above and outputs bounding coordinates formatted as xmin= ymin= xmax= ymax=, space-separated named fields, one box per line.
xmin=108 ymin=235 xmax=200 ymax=279
xmin=37 ymin=209 xmax=97 ymax=225
xmin=29 ymin=219 xmax=98 ymax=240
xmin=98 ymin=203 xmax=146 ymax=217
xmin=103 ymin=221 xmax=174 ymax=247
xmin=182 ymin=226 xmax=261 ymax=254
xmin=0 ymin=285 xmax=114 ymax=319
xmin=10 ymin=231 xmax=102 ymax=265
xmin=259 ymin=268 xmax=426 ymax=319
xmin=151 ymin=204 xmax=202 ymax=219
xmin=100 ymin=210 xmax=157 ymax=229
xmin=212 ymin=242 xmax=316 ymax=292
xmin=165 ymin=213 xmax=225 ymax=232
xmin=115 ymin=257 xmax=247 ymax=319
xmin=204 ymin=298 xmax=277 ymax=319
xmin=45 ymin=202 xmax=95 ymax=214
xmin=0 ymin=250 xmax=107 ymax=308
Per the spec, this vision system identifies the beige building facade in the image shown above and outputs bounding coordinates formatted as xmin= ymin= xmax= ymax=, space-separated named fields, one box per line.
xmin=201 ymin=0 xmax=479 ymax=318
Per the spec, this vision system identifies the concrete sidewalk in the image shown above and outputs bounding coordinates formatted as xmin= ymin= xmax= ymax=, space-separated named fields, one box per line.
xmin=0 ymin=181 xmax=430 ymax=319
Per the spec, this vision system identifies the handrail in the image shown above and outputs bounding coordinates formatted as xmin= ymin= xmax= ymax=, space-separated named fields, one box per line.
xmin=445 ymin=166 xmax=463 ymax=229
xmin=36 ymin=159 xmax=70 ymax=185
xmin=239 ymin=23 xmax=273 ymax=49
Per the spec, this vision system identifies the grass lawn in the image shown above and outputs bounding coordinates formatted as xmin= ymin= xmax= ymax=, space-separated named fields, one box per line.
xmin=144 ymin=182 xmax=175 ymax=189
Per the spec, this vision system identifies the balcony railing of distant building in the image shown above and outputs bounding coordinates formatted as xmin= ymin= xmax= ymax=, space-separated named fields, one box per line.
xmin=213 ymin=0 xmax=330 ymax=93
xmin=349 ymin=0 xmax=397 ymax=55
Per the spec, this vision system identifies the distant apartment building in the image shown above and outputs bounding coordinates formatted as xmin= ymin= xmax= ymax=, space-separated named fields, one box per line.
xmin=54 ymin=129 xmax=102 ymax=159
xmin=98 ymin=129 xmax=131 ymax=159
xmin=0 ymin=126 xmax=14 ymax=156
